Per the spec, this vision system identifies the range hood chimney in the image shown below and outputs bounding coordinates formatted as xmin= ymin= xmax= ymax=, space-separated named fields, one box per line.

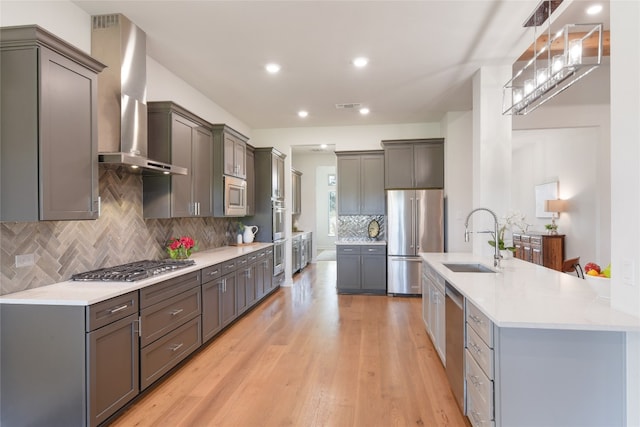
xmin=91 ymin=14 xmax=187 ymax=175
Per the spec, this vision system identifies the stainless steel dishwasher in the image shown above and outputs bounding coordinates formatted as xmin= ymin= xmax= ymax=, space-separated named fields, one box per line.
xmin=445 ymin=282 xmax=465 ymax=413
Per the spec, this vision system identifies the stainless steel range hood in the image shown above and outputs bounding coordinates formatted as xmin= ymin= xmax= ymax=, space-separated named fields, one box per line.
xmin=91 ymin=14 xmax=187 ymax=175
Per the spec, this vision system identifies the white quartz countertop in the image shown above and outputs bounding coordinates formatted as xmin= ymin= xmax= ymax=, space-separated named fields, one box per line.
xmin=336 ymin=240 xmax=387 ymax=246
xmin=0 ymin=243 xmax=273 ymax=307
xmin=421 ymin=252 xmax=640 ymax=332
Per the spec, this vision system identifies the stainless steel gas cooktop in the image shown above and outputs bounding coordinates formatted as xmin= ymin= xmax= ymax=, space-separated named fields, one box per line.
xmin=71 ymin=259 xmax=195 ymax=282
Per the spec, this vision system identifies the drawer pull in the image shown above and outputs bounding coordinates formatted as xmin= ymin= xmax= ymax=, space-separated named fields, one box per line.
xmin=469 ymin=341 xmax=483 ymax=355
xmin=207 ymin=270 xmax=220 ymax=276
xmin=468 ymin=374 xmax=482 ymax=387
xmin=109 ymin=304 xmax=129 ymax=314
xmin=169 ymin=343 xmax=184 ymax=352
xmin=169 ymin=308 xmax=184 ymax=316
xmin=469 ymin=314 xmax=484 ymax=325
xmin=367 ymin=248 xmax=376 ymax=252
xmin=343 ymin=249 xmax=354 ymax=252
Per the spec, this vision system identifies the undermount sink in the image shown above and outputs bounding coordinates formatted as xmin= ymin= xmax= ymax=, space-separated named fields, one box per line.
xmin=443 ymin=263 xmax=496 ymax=273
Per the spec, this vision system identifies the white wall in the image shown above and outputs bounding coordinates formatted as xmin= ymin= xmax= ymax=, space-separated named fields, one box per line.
xmin=291 ymin=152 xmax=337 ymax=256
xmin=441 ymin=111 xmax=473 ymax=253
xmin=0 ymin=1 xmax=252 ymax=138
xmin=512 ymin=127 xmax=608 ymax=266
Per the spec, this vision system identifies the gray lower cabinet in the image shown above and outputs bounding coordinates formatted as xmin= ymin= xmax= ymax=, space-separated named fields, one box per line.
xmin=292 ymin=235 xmax=302 ymax=273
xmin=336 ymin=151 xmax=385 ymax=215
xmin=139 ymin=271 xmax=202 ymax=390
xmin=337 ymin=245 xmax=386 ymax=294
xmin=1 ymin=25 xmax=105 ymax=221
xmin=144 ymin=102 xmax=213 ymax=218
xmin=382 ymin=139 xmax=444 ymax=189
xmin=1 ymin=292 xmax=139 ymax=427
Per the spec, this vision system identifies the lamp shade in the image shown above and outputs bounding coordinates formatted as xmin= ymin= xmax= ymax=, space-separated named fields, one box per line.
xmin=545 ymin=199 xmax=567 ymax=213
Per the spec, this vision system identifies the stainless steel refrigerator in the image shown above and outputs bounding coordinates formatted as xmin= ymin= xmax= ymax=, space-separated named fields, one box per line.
xmin=387 ymin=189 xmax=444 ymax=295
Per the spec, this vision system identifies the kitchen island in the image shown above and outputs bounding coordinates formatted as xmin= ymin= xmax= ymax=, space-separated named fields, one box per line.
xmin=421 ymin=252 xmax=640 ymax=427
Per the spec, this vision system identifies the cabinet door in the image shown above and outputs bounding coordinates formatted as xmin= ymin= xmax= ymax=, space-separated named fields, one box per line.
xmin=234 ymin=138 xmax=246 ymax=179
xmin=193 ymin=126 xmax=213 ymax=217
xmin=263 ymin=252 xmax=273 ymax=293
xmin=223 ymin=134 xmax=236 ymax=176
xmin=337 ymin=252 xmax=361 ymax=290
xmin=40 ymin=47 xmax=99 ymax=220
xmin=414 ymin=143 xmax=444 ymax=188
xmin=246 ymin=147 xmax=255 ymax=216
xmin=202 ymin=279 xmax=222 ymax=342
xmin=87 ymin=313 xmax=139 ymax=426
xmin=171 ymin=114 xmax=195 ymax=217
xmin=384 ymin=144 xmax=414 ymax=189
xmin=337 ymin=156 xmax=361 ymax=215
xmin=361 ymin=254 xmax=386 ymax=291
xmin=272 ymin=154 xmax=285 ymax=200
xmin=360 ymin=154 xmax=385 ymax=214
xmin=531 ymin=246 xmax=543 ymax=266
xmin=221 ymin=273 xmax=238 ymax=327
xmin=236 ymin=267 xmax=248 ymax=314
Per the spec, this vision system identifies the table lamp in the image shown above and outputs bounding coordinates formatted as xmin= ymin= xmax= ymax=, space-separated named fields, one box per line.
xmin=544 ymin=199 xmax=567 ymax=235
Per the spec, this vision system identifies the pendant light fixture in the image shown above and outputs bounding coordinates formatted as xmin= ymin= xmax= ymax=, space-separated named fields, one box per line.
xmin=502 ymin=0 xmax=603 ymax=115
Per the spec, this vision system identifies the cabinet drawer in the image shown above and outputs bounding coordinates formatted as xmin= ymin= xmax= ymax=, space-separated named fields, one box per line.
xmin=140 ymin=316 xmax=201 ymax=390
xmin=247 ymin=252 xmax=259 ymax=263
xmin=202 ymin=263 xmax=223 ymax=284
xmin=466 ymin=301 xmax=493 ymax=346
xmin=86 ymin=292 xmax=139 ymax=332
xmin=221 ymin=259 xmax=238 ymax=274
xmin=140 ymin=287 xmax=201 ymax=347
xmin=530 ymin=236 xmax=542 ymax=245
xmin=467 ymin=383 xmax=495 ymax=427
xmin=237 ymin=255 xmax=248 ymax=268
xmin=520 ymin=235 xmax=530 ymax=243
xmin=337 ymin=245 xmax=361 ymax=255
xmin=362 ymin=245 xmax=386 ymax=255
xmin=140 ymin=271 xmax=200 ymax=309
xmin=466 ymin=326 xmax=494 ymax=379
xmin=466 ymin=349 xmax=494 ymax=415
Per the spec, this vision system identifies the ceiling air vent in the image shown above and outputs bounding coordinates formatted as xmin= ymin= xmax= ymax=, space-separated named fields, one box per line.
xmin=335 ymin=103 xmax=363 ymax=110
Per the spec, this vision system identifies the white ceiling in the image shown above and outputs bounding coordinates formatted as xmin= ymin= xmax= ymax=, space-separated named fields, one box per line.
xmin=71 ymin=0 xmax=610 ymax=130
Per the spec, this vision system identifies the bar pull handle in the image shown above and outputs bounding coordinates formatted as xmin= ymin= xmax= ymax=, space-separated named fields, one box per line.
xmin=109 ymin=304 xmax=129 ymax=314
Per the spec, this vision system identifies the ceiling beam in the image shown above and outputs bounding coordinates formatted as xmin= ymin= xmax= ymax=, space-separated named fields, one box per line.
xmin=517 ymin=30 xmax=610 ymax=62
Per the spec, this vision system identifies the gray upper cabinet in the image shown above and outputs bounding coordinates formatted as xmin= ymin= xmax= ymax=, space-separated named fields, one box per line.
xmin=219 ymin=128 xmax=247 ymax=179
xmin=272 ymin=153 xmax=285 ymax=201
xmin=246 ymin=144 xmax=256 ymax=216
xmin=336 ymin=151 xmax=385 ymax=215
xmin=211 ymin=124 xmax=249 ymax=217
xmin=382 ymin=139 xmax=444 ymax=189
xmin=292 ymin=169 xmax=302 ymax=215
xmin=143 ymin=102 xmax=213 ymax=218
xmin=1 ymin=25 xmax=105 ymax=221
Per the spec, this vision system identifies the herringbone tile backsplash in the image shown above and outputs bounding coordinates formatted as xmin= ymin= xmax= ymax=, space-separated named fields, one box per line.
xmin=1 ymin=166 xmax=236 ymax=295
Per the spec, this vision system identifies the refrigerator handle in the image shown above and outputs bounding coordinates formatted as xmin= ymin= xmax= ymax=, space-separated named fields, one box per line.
xmin=416 ymin=197 xmax=420 ymax=251
xmin=410 ymin=198 xmax=415 ymax=249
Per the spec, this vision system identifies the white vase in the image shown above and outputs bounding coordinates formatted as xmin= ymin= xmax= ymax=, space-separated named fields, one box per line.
xmin=243 ymin=226 xmax=258 ymax=243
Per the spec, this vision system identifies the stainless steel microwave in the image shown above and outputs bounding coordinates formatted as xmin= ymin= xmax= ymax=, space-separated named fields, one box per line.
xmin=224 ymin=175 xmax=246 ymax=216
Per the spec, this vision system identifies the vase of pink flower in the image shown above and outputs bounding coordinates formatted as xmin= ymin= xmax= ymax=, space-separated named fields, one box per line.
xmin=166 ymin=236 xmax=197 ymax=259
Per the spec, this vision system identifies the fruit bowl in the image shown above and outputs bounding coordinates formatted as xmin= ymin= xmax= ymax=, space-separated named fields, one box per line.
xmin=584 ymin=275 xmax=610 ymax=299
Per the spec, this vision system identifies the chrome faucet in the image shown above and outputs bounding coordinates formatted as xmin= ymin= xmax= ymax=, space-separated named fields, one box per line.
xmin=464 ymin=207 xmax=501 ymax=268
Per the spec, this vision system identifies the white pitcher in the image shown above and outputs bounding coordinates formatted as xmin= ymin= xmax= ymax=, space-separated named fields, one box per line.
xmin=243 ymin=226 xmax=259 ymax=243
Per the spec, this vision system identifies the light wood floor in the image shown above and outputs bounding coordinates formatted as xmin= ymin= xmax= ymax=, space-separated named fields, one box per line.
xmin=110 ymin=261 xmax=468 ymax=426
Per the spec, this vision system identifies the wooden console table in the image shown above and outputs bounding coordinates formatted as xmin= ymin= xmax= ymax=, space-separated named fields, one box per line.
xmin=512 ymin=232 xmax=565 ymax=271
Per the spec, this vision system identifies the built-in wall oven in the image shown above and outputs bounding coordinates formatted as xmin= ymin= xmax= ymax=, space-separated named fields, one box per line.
xmin=273 ymin=239 xmax=285 ymax=276
xmin=272 ymin=200 xmax=285 ymax=241
xmin=224 ymin=175 xmax=247 ymax=216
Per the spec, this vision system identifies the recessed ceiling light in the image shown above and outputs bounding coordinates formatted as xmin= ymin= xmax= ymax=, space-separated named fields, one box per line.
xmin=298 ymin=110 xmax=308 ymax=118
xmin=265 ymin=63 xmax=281 ymax=74
xmin=320 ymin=144 xmax=328 ymax=149
xmin=586 ymin=4 xmax=603 ymax=15
xmin=359 ymin=107 xmax=370 ymax=115
xmin=352 ymin=57 xmax=368 ymax=68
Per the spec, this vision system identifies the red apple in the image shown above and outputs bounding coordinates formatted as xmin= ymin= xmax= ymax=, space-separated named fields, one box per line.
xmin=585 ymin=262 xmax=601 ymax=274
